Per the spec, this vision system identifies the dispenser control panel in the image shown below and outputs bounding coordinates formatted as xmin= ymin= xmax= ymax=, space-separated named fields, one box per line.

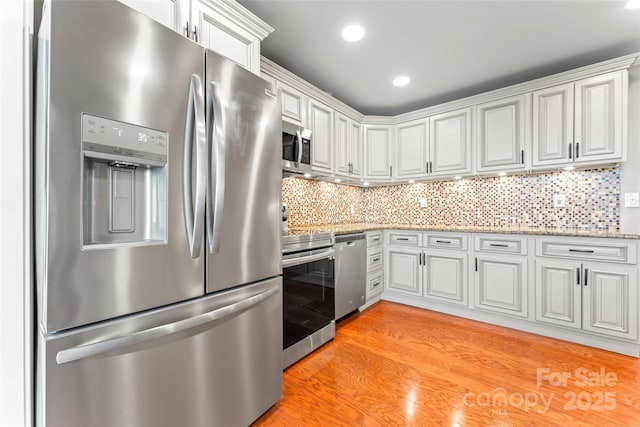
xmin=82 ymin=114 xmax=168 ymax=166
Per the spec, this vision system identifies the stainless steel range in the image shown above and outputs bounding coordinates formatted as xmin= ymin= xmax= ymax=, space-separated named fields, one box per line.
xmin=281 ymin=232 xmax=336 ymax=368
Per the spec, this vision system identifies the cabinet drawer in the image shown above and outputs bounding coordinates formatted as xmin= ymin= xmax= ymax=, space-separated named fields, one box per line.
xmin=367 ymin=247 xmax=383 ymax=271
xmin=387 ymin=231 xmax=421 ymax=246
xmin=367 ymin=271 xmax=383 ymax=296
xmin=475 ymin=236 xmax=527 ymax=255
xmin=536 ymin=240 xmax=636 ymax=264
xmin=367 ymin=231 xmax=383 ymax=247
xmin=425 ymin=233 xmax=467 ymax=250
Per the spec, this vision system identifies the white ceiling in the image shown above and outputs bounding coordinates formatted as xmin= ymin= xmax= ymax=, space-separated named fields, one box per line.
xmin=238 ymin=0 xmax=640 ymax=116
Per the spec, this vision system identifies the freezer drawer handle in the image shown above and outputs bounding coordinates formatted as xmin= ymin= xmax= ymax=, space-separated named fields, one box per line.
xmin=55 ymin=286 xmax=279 ymax=365
xmin=183 ymin=74 xmax=207 ymax=258
xmin=206 ymin=80 xmax=226 ymax=255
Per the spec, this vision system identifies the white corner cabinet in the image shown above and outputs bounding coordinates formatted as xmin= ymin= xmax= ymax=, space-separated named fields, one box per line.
xmin=379 ymin=230 xmax=639 ymax=356
xmin=532 ymin=71 xmax=627 ymax=168
xmin=123 ymin=0 xmax=273 ymax=76
xmin=363 ymin=125 xmax=393 ymax=181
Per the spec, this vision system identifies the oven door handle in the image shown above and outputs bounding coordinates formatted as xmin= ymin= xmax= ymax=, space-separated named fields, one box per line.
xmin=282 ymin=248 xmax=335 ymax=269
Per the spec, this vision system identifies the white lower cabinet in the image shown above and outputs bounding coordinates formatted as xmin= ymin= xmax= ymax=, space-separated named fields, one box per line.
xmin=536 ymin=259 xmax=638 ymax=340
xmin=423 ymin=250 xmax=467 ymax=305
xmin=385 ymin=232 xmax=468 ymax=304
xmin=385 ymin=246 xmax=422 ymax=296
xmin=364 ymin=231 xmax=383 ymax=305
xmin=474 ymin=254 xmax=528 ymax=317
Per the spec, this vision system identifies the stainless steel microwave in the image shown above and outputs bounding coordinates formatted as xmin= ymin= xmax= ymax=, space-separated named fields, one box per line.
xmin=282 ymin=120 xmax=312 ymax=175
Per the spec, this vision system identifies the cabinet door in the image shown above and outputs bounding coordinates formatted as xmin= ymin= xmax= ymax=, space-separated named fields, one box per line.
xmin=395 ymin=119 xmax=428 ymax=179
xmin=475 ymin=255 xmax=528 ymax=317
xmin=334 ymin=113 xmax=351 ymax=176
xmin=535 ymin=260 xmax=581 ymax=329
xmin=532 ymin=83 xmax=574 ymax=167
xmin=429 ymin=108 xmax=472 ymax=176
xmin=574 ymin=71 xmax=624 ymax=163
xmin=476 ymin=94 xmax=528 ymax=172
xmin=278 ymin=81 xmax=306 ymax=126
xmin=118 ymin=0 xmax=180 ymax=31
xmin=384 ymin=247 xmax=422 ymax=296
xmin=582 ymin=263 xmax=638 ymax=340
xmin=364 ymin=125 xmax=392 ymax=180
xmin=308 ymin=99 xmax=333 ymax=173
xmin=192 ymin=0 xmax=260 ymax=74
xmin=424 ymin=250 xmax=467 ymax=306
xmin=349 ymin=120 xmax=362 ymax=177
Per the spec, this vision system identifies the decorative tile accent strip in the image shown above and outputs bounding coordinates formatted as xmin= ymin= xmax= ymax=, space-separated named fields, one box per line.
xmin=282 ymin=167 xmax=620 ymax=230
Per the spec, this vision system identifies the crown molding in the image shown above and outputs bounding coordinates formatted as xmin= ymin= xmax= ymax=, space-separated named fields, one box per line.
xmin=263 ymin=52 xmax=639 ymax=126
xmin=199 ymin=0 xmax=274 ymax=40
xmin=261 ymin=56 xmax=365 ymax=121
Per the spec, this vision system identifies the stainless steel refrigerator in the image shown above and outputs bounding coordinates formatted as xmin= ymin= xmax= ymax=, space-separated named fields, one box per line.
xmin=34 ymin=1 xmax=282 ymax=425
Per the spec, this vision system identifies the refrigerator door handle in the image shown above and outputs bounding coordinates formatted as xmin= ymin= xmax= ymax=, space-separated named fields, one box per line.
xmin=56 ymin=285 xmax=279 ymax=365
xmin=183 ymin=74 xmax=207 ymax=258
xmin=207 ymin=81 xmax=226 ymax=255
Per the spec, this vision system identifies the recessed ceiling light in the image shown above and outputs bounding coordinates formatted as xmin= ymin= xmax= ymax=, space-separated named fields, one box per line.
xmin=342 ymin=24 xmax=365 ymax=42
xmin=393 ymin=76 xmax=410 ymax=87
xmin=625 ymin=0 xmax=640 ymax=9
xmin=563 ymin=166 xmax=575 ymax=171
xmin=498 ymin=171 xmax=507 ymax=177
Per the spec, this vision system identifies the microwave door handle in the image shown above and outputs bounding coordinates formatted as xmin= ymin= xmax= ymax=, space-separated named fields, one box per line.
xmin=295 ymin=130 xmax=303 ymax=167
xmin=183 ymin=74 xmax=206 ymax=259
xmin=207 ymin=81 xmax=226 ymax=255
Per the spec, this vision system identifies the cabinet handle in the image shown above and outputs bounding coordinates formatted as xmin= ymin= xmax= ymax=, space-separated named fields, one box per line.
xmin=183 ymin=21 xmax=190 ymax=38
xmin=371 ymin=281 xmax=381 ymax=289
xmin=426 ymin=162 xmax=429 ymax=174
xmin=436 ymin=240 xmax=451 ymax=244
xmin=489 ymin=243 xmax=509 ymax=248
xmin=575 ymin=142 xmax=580 ymax=158
xmin=569 ymin=249 xmax=594 ymax=254
xmin=521 ymin=149 xmax=524 ymax=165
xmin=421 ymin=253 xmax=425 ymax=265
xmin=192 ymin=25 xmax=199 ymax=43
xmin=372 ymin=257 xmax=380 ymax=263
xmin=389 ymin=165 xmax=392 ymax=177
xmin=429 ymin=161 xmax=433 ymax=174
xmin=576 ymin=267 xmax=581 ymax=285
xmin=396 ymin=237 xmax=410 ymax=241
xmin=474 ymin=257 xmax=478 ymax=272
xmin=568 ymin=143 xmax=572 ymax=160
xmin=584 ymin=269 xmax=588 ymax=286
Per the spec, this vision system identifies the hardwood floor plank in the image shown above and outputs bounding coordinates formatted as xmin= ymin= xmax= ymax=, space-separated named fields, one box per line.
xmin=253 ymin=301 xmax=640 ymax=426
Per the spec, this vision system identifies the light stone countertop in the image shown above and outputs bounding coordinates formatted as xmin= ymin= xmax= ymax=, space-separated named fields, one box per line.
xmin=286 ymin=223 xmax=640 ymax=240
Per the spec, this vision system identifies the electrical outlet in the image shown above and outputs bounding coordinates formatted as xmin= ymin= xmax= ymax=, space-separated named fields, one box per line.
xmin=624 ymin=193 xmax=640 ymax=208
xmin=349 ymin=204 xmax=355 ymax=214
xmin=419 ymin=198 xmax=428 ymax=208
xmin=553 ymin=194 xmax=566 ymax=208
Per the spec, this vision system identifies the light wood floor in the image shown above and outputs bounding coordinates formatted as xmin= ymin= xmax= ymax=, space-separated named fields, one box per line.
xmin=254 ymin=301 xmax=640 ymax=426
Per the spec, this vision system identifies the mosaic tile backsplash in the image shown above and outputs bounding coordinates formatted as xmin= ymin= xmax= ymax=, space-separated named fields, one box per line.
xmin=282 ymin=167 xmax=620 ymax=230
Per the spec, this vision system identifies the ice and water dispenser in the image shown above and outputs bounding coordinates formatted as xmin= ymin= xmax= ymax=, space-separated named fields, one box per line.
xmin=82 ymin=114 xmax=167 ymax=247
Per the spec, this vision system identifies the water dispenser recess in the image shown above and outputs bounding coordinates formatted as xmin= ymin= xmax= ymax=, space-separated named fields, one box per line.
xmin=82 ymin=114 xmax=168 ymax=248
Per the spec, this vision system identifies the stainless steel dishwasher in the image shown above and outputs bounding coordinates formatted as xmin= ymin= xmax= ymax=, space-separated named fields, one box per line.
xmin=334 ymin=233 xmax=366 ymax=320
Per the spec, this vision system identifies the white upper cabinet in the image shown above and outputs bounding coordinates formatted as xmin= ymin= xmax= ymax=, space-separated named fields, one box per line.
xmin=532 ymin=83 xmax=574 ymax=167
xmin=394 ymin=119 xmax=428 ymax=180
xmin=532 ymin=71 xmax=626 ymax=168
xmin=364 ymin=125 xmax=393 ymax=180
xmin=278 ymin=81 xmax=307 ymax=126
xmin=475 ymin=94 xmax=530 ymax=173
xmin=429 ymin=107 xmax=472 ymax=177
xmin=119 ymin=0 xmax=181 ymax=31
xmin=334 ymin=113 xmax=361 ymax=178
xmin=189 ymin=0 xmax=272 ymax=75
xmin=574 ymin=71 xmax=625 ymax=163
xmin=308 ymin=99 xmax=333 ymax=174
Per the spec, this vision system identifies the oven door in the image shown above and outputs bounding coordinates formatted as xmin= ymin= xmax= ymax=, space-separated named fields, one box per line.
xmin=282 ymin=248 xmax=335 ymax=349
